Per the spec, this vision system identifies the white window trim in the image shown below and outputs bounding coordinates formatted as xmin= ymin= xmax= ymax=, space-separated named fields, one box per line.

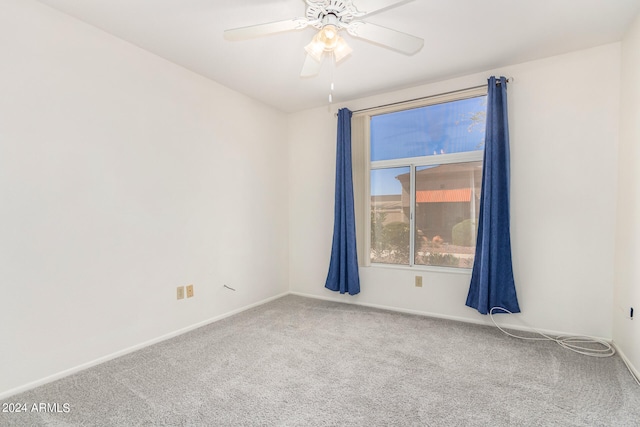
xmin=353 ymin=86 xmax=488 ymax=269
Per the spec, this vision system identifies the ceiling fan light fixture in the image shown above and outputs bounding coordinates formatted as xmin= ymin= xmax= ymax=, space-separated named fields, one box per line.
xmin=304 ymin=35 xmax=326 ymax=62
xmin=333 ymin=36 xmax=352 ymax=62
xmin=305 ymin=24 xmax=351 ymax=63
xmin=225 ymin=0 xmax=425 ymax=78
xmin=318 ymin=24 xmax=338 ymax=48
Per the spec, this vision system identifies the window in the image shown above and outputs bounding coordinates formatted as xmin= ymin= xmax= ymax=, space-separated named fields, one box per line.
xmin=363 ymin=88 xmax=487 ymax=269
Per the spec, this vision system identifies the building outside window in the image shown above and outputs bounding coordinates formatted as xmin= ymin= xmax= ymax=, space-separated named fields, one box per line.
xmin=364 ymin=88 xmax=487 ymax=269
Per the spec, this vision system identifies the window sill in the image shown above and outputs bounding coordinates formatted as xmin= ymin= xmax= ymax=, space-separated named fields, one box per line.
xmin=365 ymin=263 xmax=473 ymax=275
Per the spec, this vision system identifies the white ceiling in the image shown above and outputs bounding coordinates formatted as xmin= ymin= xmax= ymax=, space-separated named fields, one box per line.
xmin=36 ymin=0 xmax=640 ymax=113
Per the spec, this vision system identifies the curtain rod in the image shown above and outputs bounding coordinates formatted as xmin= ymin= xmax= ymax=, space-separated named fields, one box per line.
xmin=340 ymin=78 xmax=511 ymax=116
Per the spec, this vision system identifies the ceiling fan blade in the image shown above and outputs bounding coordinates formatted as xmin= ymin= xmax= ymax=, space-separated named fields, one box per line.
xmin=353 ymin=0 xmax=410 ymax=16
xmin=224 ymin=18 xmax=309 ymax=41
xmin=347 ymin=21 xmax=423 ymax=55
xmin=300 ymin=53 xmax=323 ymax=77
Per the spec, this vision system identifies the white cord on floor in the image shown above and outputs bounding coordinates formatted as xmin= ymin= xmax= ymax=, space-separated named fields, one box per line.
xmin=489 ymin=307 xmax=615 ymax=356
xmin=622 ymin=356 xmax=640 ymax=386
xmin=489 ymin=306 xmax=640 ymax=386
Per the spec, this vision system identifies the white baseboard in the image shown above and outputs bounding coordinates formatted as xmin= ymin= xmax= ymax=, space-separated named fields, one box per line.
xmin=612 ymin=342 xmax=640 ymax=385
xmin=0 ymin=292 xmax=289 ymax=401
xmin=288 ymin=291 xmax=612 ymax=342
xmin=289 ymin=290 xmax=494 ymax=326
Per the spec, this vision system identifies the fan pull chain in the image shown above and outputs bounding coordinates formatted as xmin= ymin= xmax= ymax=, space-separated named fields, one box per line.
xmin=328 ymin=52 xmax=335 ymax=103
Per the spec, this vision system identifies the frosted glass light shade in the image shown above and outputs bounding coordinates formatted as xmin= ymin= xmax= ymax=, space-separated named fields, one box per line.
xmin=304 ymin=25 xmax=352 ymax=63
xmin=333 ymin=36 xmax=352 ymax=62
xmin=304 ymin=36 xmax=325 ymax=62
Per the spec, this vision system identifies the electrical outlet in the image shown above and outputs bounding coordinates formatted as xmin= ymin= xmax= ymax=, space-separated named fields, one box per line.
xmin=415 ymin=276 xmax=423 ymax=287
xmin=177 ymin=286 xmax=185 ymax=300
xmin=186 ymin=284 xmax=194 ymax=298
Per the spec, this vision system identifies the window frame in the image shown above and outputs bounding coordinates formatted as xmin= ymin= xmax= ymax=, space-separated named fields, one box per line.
xmin=355 ymin=86 xmax=488 ymax=271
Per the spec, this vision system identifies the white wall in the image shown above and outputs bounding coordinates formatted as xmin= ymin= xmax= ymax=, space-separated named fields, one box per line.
xmin=0 ymin=0 xmax=289 ymax=397
xmin=614 ymin=13 xmax=640 ymax=376
xmin=290 ymin=43 xmax=621 ymax=339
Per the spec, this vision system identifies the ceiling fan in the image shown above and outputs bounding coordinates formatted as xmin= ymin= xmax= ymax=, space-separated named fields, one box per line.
xmin=224 ymin=0 xmax=424 ymax=77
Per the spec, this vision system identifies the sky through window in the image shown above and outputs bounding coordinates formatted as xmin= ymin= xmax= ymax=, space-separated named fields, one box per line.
xmin=370 ymin=96 xmax=487 ymax=162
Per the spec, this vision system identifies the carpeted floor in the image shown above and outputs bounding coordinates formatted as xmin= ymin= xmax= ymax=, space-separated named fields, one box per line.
xmin=2 ymin=295 xmax=639 ymax=426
